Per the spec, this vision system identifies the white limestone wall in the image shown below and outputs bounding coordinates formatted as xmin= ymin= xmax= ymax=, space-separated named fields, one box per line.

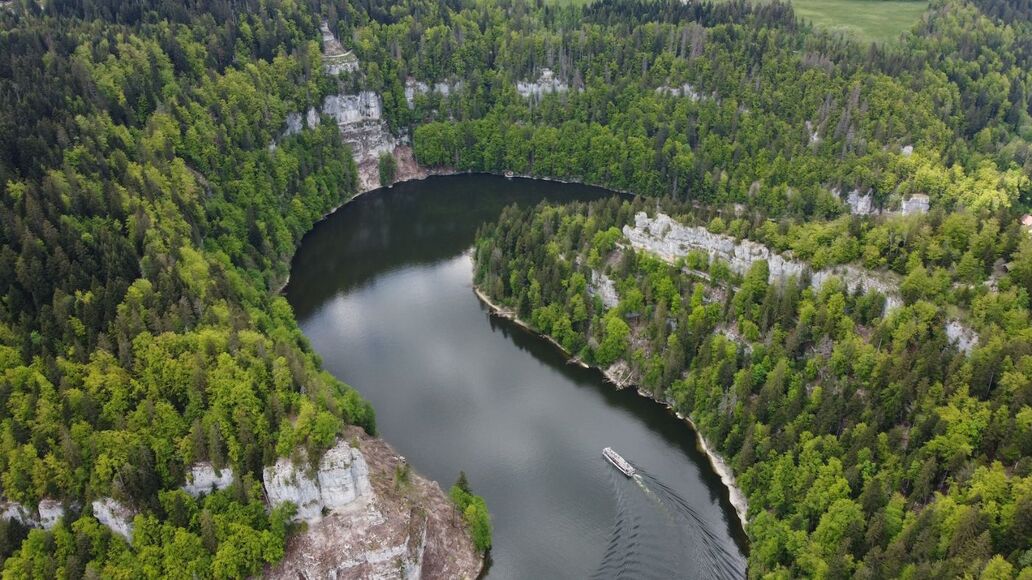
xmin=182 ymin=462 xmax=234 ymax=497
xmin=623 ymin=212 xmax=980 ymax=352
xmin=263 ymin=440 xmax=373 ymax=523
xmin=623 ymin=212 xmax=902 ymax=310
xmin=92 ymin=498 xmax=135 ymax=541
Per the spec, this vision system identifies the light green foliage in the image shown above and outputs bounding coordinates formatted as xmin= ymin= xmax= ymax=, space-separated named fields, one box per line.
xmin=788 ymin=0 xmax=929 ymax=44
xmin=597 ymin=313 xmax=632 ymax=366
xmin=449 ymin=472 xmax=492 ymax=553
xmin=0 ymin=1 xmax=371 ymax=573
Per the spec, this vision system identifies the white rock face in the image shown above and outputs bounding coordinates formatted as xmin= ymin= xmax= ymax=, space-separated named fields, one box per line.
xmin=946 ymin=319 xmax=979 ymax=355
xmin=405 ymin=79 xmax=430 ymax=106
xmin=320 ymin=21 xmax=359 ymax=75
xmin=404 ymin=78 xmax=462 ymax=108
xmin=322 ymin=92 xmax=382 ymax=125
xmin=263 ymin=440 xmax=372 ymax=523
xmin=623 ymin=212 xmax=903 ymax=311
xmin=902 ymin=194 xmax=929 ymax=215
xmin=655 ymin=83 xmax=701 ymax=101
xmin=37 ymin=499 xmax=65 ymax=529
xmin=590 ymin=270 xmax=620 ymax=309
xmin=92 ymin=498 xmax=135 ymax=541
xmin=805 ymin=120 xmax=821 ymax=145
xmin=263 ymin=460 xmax=324 ymax=522
xmin=321 ymin=92 xmax=398 ymax=164
xmin=516 ymin=68 xmax=568 ymax=98
xmin=306 ymin=107 xmax=320 ymax=130
xmin=182 ymin=463 xmax=234 ymax=497
xmin=282 ymin=112 xmax=304 ymax=138
xmin=0 ymin=501 xmax=36 ymax=527
xmin=845 ymin=189 xmax=874 ymax=215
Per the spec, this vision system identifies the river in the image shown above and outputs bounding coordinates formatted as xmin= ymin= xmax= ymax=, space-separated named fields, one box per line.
xmin=285 ymin=174 xmax=747 ymax=578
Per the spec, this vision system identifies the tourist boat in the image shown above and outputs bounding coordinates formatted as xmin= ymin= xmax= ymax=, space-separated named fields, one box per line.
xmin=602 ymin=447 xmax=635 ymax=477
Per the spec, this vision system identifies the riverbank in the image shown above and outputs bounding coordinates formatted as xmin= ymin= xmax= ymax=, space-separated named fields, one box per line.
xmin=471 ymin=283 xmax=750 ymax=532
xmin=283 ymin=156 xmax=747 ymax=540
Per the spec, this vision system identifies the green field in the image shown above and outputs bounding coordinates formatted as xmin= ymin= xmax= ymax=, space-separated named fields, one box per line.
xmin=790 ymin=0 xmax=929 ymax=44
xmin=551 ymin=0 xmax=929 ymax=45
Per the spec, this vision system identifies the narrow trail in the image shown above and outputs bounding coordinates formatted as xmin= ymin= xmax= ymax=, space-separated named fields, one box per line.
xmin=593 ymin=461 xmax=745 ymax=579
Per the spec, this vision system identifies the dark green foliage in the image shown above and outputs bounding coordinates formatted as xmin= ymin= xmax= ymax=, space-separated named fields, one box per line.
xmin=0 ymin=0 xmax=370 ymax=574
xmin=378 ymin=152 xmax=398 ymax=187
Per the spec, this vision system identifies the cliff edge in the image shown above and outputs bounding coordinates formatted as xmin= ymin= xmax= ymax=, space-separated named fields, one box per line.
xmin=266 ymin=426 xmax=482 ymax=579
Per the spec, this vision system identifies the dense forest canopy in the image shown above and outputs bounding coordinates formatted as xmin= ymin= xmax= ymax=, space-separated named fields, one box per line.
xmin=0 ymin=0 xmax=375 ymax=576
xmin=0 ymin=0 xmax=1031 ymax=576
xmin=474 ymin=197 xmax=1032 ymax=578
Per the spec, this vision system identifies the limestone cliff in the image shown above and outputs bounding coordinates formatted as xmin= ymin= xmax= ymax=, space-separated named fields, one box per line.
xmin=181 ymin=462 xmax=234 ymax=497
xmin=91 ymin=497 xmax=135 ymax=541
xmin=263 ymin=439 xmax=372 ymax=523
xmin=516 ymin=68 xmax=569 ymax=99
xmin=266 ymin=427 xmax=482 ymax=579
xmin=0 ymin=498 xmax=67 ymax=531
xmin=623 ymin=211 xmax=979 ymax=353
xmin=624 ymin=211 xmax=901 ymax=309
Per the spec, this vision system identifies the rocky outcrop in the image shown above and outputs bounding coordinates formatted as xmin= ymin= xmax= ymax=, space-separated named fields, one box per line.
xmin=902 ymin=194 xmax=929 ymax=215
xmin=1 ymin=499 xmax=67 ymax=530
xmin=843 ymin=188 xmax=874 ymax=215
xmin=589 ymin=270 xmax=620 ymax=309
xmin=516 ymin=68 xmax=569 ymax=98
xmin=320 ymin=21 xmax=359 ymax=75
xmin=404 ymin=78 xmax=462 ymax=108
xmin=263 ymin=439 xmax=371 ymax=523
xmin=37 ymin=499 xmax=65 ymax=529
xmin=624 ymin=212 xmax=904 ymax=310
xmin=279 ymin=90 xmax=402 ymax=190
xmin=946 ymin=319 xmax=979 ymax=355
xmin=182 ymin=462 xmax=234 ymax=497
xmin=92 ymin=498 xmax=135 ymax=541
xmin=266 ymin=427 xmax=482 ymax=580
xmin=623 ymin=212 xmax=983 ymax=352
xmin=276 ymin=19 xmax=403 ymax=192
xmin=655 ymin=83 xmax=701 ymax=101
xmin=0 ymin=501 xmax=35 ymax=527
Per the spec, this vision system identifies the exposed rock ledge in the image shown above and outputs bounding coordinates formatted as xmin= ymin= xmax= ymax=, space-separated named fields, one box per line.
xmin=1 ymin=498 xmax=68 ymax=531
xmin=266 ymin=427 xmax=482 ymax=579
xmin=263 ymin=438 xmax=372 ymax=523
xmin=92 ymin=497 xmax=135 ymax=541
xmin=624 ymin=211 xmax=903 ymax=311
xmin=182 ymin=462 xmax=234 ymax=497
xmin=624 ymin=211 xmax=979 ymax=354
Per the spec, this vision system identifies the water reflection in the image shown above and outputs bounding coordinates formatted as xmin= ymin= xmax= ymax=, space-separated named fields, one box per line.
xmin=286 ymin=175 xmax=746 ymax=578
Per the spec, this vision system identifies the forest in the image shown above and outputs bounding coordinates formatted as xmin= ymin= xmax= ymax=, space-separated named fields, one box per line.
xmin=0 ymin=0 xmax=376 ymax=576
xmin=1 ymin=0 xmax=1031 ymax=575
xmin=474 ymin=197 xmax=1032 ymax=577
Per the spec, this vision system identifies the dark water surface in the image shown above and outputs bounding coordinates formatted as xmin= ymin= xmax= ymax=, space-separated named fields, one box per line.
xmin=285 ymin=175 xmax=747 ymax=579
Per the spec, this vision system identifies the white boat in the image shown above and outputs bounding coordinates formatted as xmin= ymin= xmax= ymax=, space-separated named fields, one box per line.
xmin=602 ymin=447 xmax=635 ymax=477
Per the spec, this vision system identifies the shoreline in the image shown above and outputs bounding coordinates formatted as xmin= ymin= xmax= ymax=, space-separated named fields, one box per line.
xmin=274 ymin=165 xmax=453 ymax=295
xmin=471 ymin=284 xmax=750 ymax=532
xmin=281 ymin=158 xmax=748 ymax=536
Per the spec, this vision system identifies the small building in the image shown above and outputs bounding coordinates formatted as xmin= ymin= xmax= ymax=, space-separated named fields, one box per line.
xmin=1022 ymin=214 xmax=1032 ymax=234
xmin=901 ymin=193 xmax=929 ymax=216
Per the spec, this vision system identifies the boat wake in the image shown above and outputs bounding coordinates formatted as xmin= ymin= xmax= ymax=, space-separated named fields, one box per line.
xmin=593 ymin=463 xmax=744 ymax=579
